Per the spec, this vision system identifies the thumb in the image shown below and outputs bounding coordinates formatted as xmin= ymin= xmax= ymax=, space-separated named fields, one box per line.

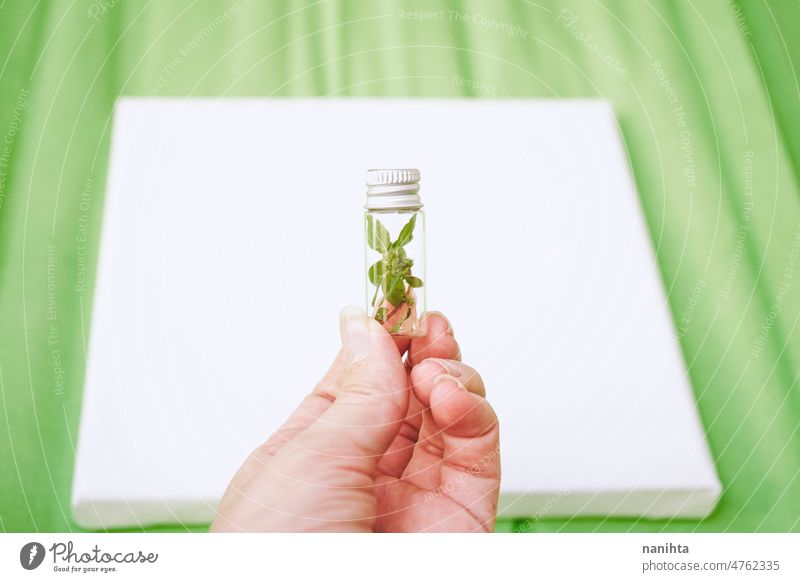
xmin=297 ymin=307 xmax=408 ymax=471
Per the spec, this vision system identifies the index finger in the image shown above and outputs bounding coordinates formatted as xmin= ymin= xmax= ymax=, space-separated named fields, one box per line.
xmin=407 ymin=311 xmax=460 ymax=366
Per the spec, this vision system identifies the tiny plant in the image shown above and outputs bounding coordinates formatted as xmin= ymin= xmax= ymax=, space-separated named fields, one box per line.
xmin=366 ymin=213 xmax=424 ymax=332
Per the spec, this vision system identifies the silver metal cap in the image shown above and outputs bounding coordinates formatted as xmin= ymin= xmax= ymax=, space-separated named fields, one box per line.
xmin=365 ymin=168 xmax=422 ymax=210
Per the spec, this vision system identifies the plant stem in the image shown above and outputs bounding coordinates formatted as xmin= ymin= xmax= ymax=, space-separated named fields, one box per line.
xmin=372 ymin=290 xmax=407 ymax=323
xmin=371 ymin=283 xmax=380 ymax=308
xmin=383 ymin=302 xmax=403 ymax=322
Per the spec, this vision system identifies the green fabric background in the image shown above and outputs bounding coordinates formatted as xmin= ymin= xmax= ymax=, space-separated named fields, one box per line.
xmin=0 ymin=0 xmax=798 ymax=533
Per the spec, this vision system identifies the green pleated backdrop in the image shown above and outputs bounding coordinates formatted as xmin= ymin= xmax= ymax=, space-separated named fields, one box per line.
xmin=0 ymin=0 xmax=799 ymax=532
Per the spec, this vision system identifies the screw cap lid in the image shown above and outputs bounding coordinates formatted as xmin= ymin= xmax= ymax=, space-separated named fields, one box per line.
xmin=365 ymin=168 xmax=422 ymax=210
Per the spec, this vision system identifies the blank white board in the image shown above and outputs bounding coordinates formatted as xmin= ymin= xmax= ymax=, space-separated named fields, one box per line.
xmin=72 ymin=98 xmax=721 ymax=529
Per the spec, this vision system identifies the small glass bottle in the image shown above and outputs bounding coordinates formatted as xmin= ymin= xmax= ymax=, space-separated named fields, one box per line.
xmin=364 ymin=168 xmax=427 ymax=337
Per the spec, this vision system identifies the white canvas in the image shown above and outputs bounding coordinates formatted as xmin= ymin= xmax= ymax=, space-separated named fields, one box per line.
xmin=72 ymin=98 xmax=721 ymax=529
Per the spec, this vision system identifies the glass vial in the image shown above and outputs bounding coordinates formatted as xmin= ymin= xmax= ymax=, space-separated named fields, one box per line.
xmin=364 ymin=168 xmax=427 ymax=337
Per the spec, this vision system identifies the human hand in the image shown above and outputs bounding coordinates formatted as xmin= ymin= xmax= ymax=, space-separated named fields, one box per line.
xmin=210 ymin=307 xmax=500 ymax=532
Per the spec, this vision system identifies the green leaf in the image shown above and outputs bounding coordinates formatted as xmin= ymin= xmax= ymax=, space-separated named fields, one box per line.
xmin=374 ymin=307 xmax=388 ymax=323
xmin=366 ymin=215 xmax=390 ymax=253
xmin=384 ymin=276 xmax=406 ymax=307
xmin=394 ymin=214 xmax=417 ymax=247
xmin=368 ymin=261 xmax=385 ymax=286
xmin=405 ymin=275 xmax=423 ymax=288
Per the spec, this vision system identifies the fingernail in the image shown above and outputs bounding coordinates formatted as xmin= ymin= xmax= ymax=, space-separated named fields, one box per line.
xmin=434 ymin=374 xmax=466 ymax=390
xmin=340 ymin=306 xmax=371 ymax=363
xmin=441 ymin=313 xmax=454 ymax=336
xmin=428 ymin=358 xmax=462 ymax=377
xmin=424 ymin=311 xmax=454 ymax=337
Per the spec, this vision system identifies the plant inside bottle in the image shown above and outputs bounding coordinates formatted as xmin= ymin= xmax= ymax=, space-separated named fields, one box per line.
xmin=366 ymin=213 xmax=424 ymax=334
